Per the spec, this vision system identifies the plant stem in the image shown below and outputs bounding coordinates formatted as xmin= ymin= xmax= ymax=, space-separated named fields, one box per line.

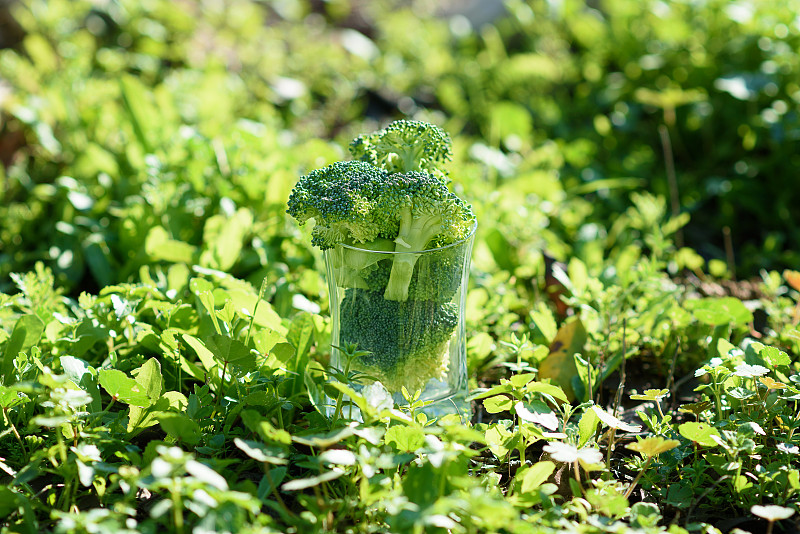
xmin=658 ymin=124 xmax=682 ymax=248
xmin=172 ymin=487 xmax=184 ymax=534
xmin=245 ymin=277 xmax=268 ymax=347
xmin=2 ymin=407 xmax=27 ymax=461
xmin=624 ymin=456 xmax=653 ymax=499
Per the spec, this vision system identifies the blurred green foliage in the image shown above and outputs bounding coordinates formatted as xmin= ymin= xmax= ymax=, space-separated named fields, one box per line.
xmin=2 ymin=0 xmax=800 ymax=295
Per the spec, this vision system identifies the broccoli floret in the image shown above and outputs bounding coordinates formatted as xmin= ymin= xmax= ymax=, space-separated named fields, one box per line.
xmin=286 ymin=160 xmax=396 ymax=249
xmin=339 ymin=288 xmax=458 ymax=392
xmin=378 ymin=171 xmax=474 ymax=301
xmin=349 ymin=119 xmax=453 ymax=180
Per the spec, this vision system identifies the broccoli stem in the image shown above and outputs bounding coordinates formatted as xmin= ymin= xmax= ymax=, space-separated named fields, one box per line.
xmin=396 ymin=145 xmax=424 ymax=173
xmin=384 ymin=207 xmax=443 ymax=301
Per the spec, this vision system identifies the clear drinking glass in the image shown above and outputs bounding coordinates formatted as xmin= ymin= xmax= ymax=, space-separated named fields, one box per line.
xmin=322 ymin=222 xmax=476 ymax=418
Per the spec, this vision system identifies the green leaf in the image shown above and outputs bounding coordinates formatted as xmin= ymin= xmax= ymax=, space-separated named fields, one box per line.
xmin=128 ymin=397 xmax=170 ymax=434
xmin=485 ymin=423 xmax=516 ymax=460
xmin=509 ymin=373 xmax=537 ymax=389
xmin=524 ymin=381 xmax=570 ymax=404
xmin=629 ymin=388 xmax=669 ymax=402
xmin=678 ymin=422 xmax=721 ymax=447
xmin=537 ymin=317 xmax=586 ymax=401
xmin=626 ymin=437 xmax=681 ymax=458
xmin=515 ymin=400 xmax=559 ymax=431
xmin=132 ymin=358 xmax=163 ymax=401
xmin=205 ymin=334 xmax=257 ymax=371
xmin=281 ymin=469 xmax=344 ymax=491
xmin=466 ymin=383 xmax=513 ymax=402
xmin=529 ymin=303 xmax=558 ymax=343
xmin=258 ymin=467 xmax=288 ymax=500
xmin=2 ymin=315 xmax=44 ymax=385
xmin=0 ymin=486 xmax=19 ymax=517
xmin=586 ymin=487 xmax=629 ymax=518
xmin=145 ymin=226 xmax=197 ymax=264
xmin=227 ymin=287 xmax=286 ymax=334
xmin=287 ymin=312 xmax=315 ymax=361
xmin=240 ymin=410 xmax=292 ymax=445
xmin=182 ymin=333 xmax=218 ymax=374
xmin=577 ymin=407 xmax=600 ymax=448
xmin=0 ymin=385 xmax=25 ymax=409
xmin=483 ymin=395 xmax=513 ymax=414
xmin=234 ymin=438 xmax=288 ymax=465
xmin=119 ymin=75 xmax=156 ymax=152
xmin=97 ymin=369 xmax=152 ymax=407
xmin=687 ymin=297 xmax=753 ymax=326
xmin=199 ymin=209 xmax=254 ymax=272
xmin=157 ymin=413 xmax=201 ymax=445
xmin=759 ymin=345 xmax=791 ymax=367
xmin=384 ymin=425 xmax=426 ymax=452
xmin=517 ymin=461 xmax=555 ymax=494
xmin=59 ymin=355 xmax=101 ymax=412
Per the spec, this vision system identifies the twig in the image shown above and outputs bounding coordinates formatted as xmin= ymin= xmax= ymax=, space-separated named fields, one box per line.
xmin=659 ymin=124 xmax=683 ymax=248
xmin=723 ymin=226 xmax=736 ymax=281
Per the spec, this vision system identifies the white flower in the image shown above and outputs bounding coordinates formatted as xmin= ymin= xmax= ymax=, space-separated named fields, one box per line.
xmin=543 ymin=442 xmax=603 ymax=466
xmin=733 ymin=363 xmax=769 ymax=378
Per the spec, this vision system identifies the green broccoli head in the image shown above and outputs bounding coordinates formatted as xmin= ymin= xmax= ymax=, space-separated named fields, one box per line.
xmin=286 ymin=160 xmax=397 ymax=249
xmin=339 ymin=288 xmax=458 ymax=392
xmin=349 ymin=119 xmax=452 ymax=179
xmin=377 ymin=171 xmax=475 ymax=301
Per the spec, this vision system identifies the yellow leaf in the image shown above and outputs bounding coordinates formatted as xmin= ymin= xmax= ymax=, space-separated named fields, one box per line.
xmin=537 ymin=317 xmax=586 ymax=402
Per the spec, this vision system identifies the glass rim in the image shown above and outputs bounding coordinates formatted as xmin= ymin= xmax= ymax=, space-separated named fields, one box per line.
xmin=337 ymin=218 xmax=478 ymax=255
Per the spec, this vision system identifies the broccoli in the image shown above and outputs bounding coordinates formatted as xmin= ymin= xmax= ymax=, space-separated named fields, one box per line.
xmin=286 ymin=120 xmax=475 ymax=395
xmin=339 ymin=288 xmax=458 ymax=392
xmin=286 ymin=160 xmax=396 ymax=250
xmin=349 ymin=119 xmax=453 ymax=180
xmin=378 ymin=171 xmax=474 ymax=301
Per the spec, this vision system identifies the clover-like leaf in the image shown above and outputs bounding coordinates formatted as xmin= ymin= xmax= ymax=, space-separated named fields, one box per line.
xmin=733 ymin=363 xmax=769 ymax=378
xmin=591 ymin=405 xmax=642 ymax=433
xmin=543 ymin=442 xmax=603 ymax=466
xmin=678 ymin=422 xmax=720 ymax=447
xmin=759 ymin=376 xmax=787 ymax=390
xmin=629 ymin=388 xmax=669 ymax=402
xmin=678 ymin=400 xmax=713 ymax=416
xmin=626 ymin=437 xmax=680 ymax=458
xmin=751 ymin=504 xmax=795 ymax=522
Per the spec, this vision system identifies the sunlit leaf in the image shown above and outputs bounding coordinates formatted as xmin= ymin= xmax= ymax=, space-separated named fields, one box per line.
xmin=678 ymin=422 xmax=721 ymax=447
xmin=537 ymin=318 xmax=586 ymax=402
xmin=751 ymin=505 xmax=795 ymax=522
xmin=591 ymin=405 xmax=642 ymax=433
xmin=626 ymin=437 xmax=680 ymax=458
xmin=629 ymin=388 xmax=669 ymax=402
xmin=98 ymin=369 xmax=151 ymax=407
xmin=517 ymin=461 xmax=555 ymax=494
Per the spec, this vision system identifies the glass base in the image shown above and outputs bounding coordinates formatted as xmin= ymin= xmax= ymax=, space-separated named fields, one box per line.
xmin=314 ymin=383 xmax=472 ymax=423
